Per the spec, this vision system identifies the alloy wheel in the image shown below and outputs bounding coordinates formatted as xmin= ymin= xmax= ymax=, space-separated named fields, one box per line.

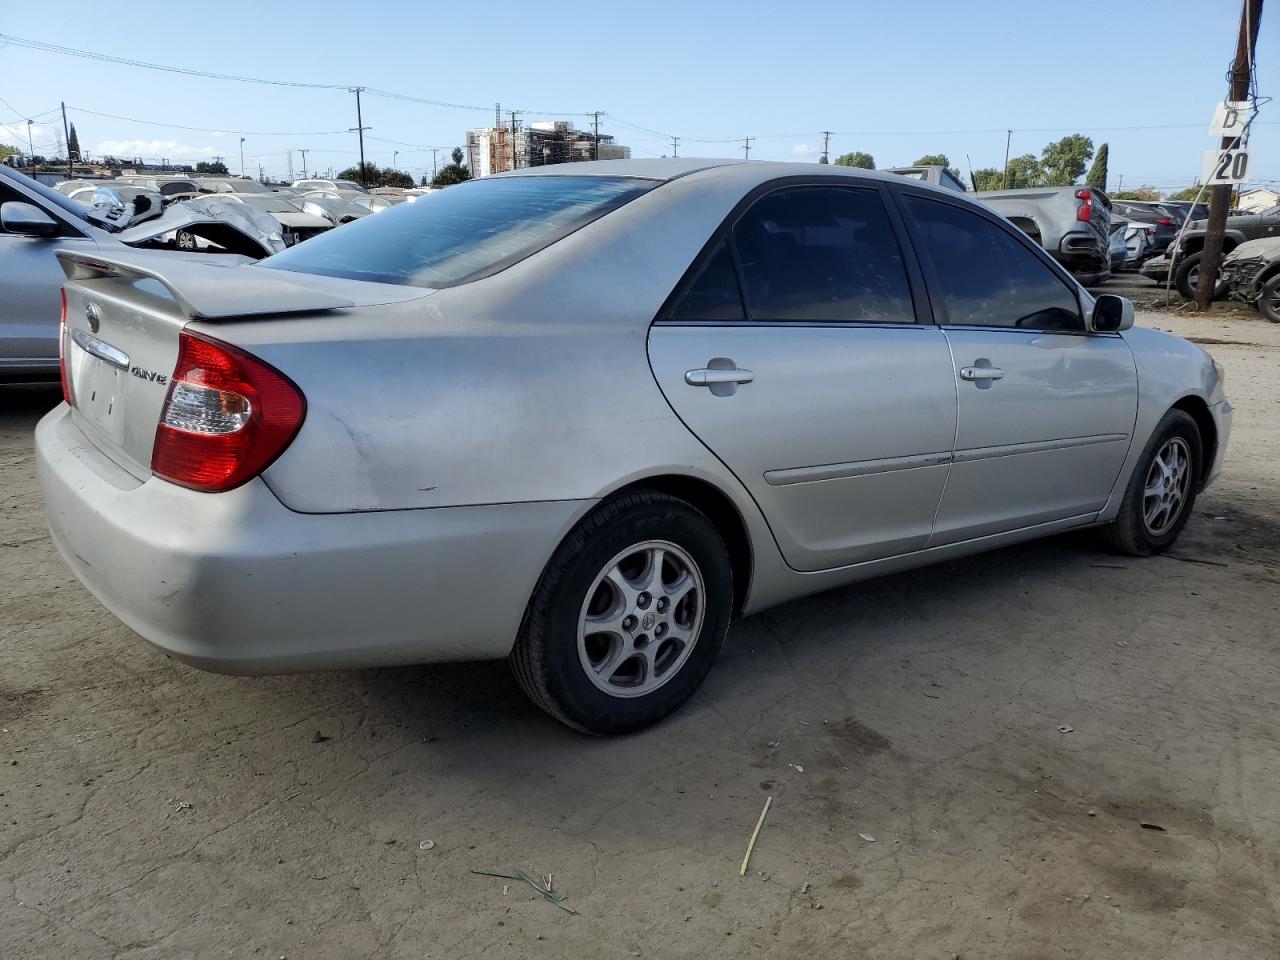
xmin=577 ymin=539 xmax=705 ymax=698
xmin=1143 ymin=437 xmax=1193 ymax=536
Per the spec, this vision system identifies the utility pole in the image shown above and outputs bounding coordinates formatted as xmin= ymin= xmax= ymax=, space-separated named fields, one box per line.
xmin=509 ymin=110 xmax=519 ymax=169
xmin=258 ymin=163 xmax=264 ymax=183
xmin=287 ymin=150 xmax=294 ymax=182
xmin=299 ymin=148 xmax=308 ymax=178
xmin=591 ymin=111 xmax=602 ymax=161
xmin=820 ymin=130 xmax=832 ymax=164
xmin=240 ymin=137 xmax=246 ymax=177
xmin=25 ymin=119 xmax=35 ymax=171
xmin=60 ymin=102 xmax=72 ymax=178
xmin=743 ymin=137 xmax=754 ymax=160
xmin=671 ymin=136 xmax=679 ymax=158
xmin=393 ymin=150 xmax=399 ymax=170
xmin=1117 ymin=175 xmax=1124 ymax=193
xmin=350 ymin=87 xmax=370 ymax=186
xmin=1195 ymin=0 xmax=1264 ymax=310
xmin=1002 ymin=129 xmax=1012 ymax=188
xmin=431 ymin=148 xmax=438 ymax=177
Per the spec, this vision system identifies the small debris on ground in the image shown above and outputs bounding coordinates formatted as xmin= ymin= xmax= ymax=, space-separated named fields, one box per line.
xmin=472 ymin=869 xmax=577 ymax=914
xmin=1057 ymin=724 xmax=1074 ymax=734
xmin=858 ymin=832 xmax=876 ymax=843
xmin=739 ymin=795 xmax=773 ymax=877
xmin=789 ymin=763 xmax=804 ymax=773
xmin=419 ymin=840 xmax=435 ymax=850
xmin=311 ymin=731 xmax=330 ymax=743
xmin=1139 ymin=820 xmax=1167 ymax=832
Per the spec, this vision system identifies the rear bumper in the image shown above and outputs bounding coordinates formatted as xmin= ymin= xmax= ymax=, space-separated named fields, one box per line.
xmin=36 ymin=405 xmax=591 ymax=674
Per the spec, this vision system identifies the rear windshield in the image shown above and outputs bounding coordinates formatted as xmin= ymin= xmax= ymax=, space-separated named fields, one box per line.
xmin=259 ymin=175 xmax=655 ymax=288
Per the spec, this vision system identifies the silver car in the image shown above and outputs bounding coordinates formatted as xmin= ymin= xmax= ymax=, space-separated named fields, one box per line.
xmin=37 ymin=159 xmax=1231 ymax=733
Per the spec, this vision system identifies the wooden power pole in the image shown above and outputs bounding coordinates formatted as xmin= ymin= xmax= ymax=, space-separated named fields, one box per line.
xmin=1195 ymin=0 xmax=1264 ymax=310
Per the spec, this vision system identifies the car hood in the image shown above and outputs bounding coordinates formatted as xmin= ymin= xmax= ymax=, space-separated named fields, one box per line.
xmin=116 ymin=197 xmax=287 ymax=258
xmin=1224 ymin=236 xmax=1280 ymax=262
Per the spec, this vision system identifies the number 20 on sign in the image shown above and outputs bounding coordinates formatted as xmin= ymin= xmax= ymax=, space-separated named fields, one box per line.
xmin=1201 ymin=148 xmax=1252 ymax=185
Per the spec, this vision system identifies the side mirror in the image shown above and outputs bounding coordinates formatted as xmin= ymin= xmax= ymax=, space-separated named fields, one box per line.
xmin=1091 ymin=294 xmax=1134 ymax=333
xmin=1 ymin=201 xmax=59 ymax=237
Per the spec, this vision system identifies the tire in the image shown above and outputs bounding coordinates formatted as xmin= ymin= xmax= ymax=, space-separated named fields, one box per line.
xmin=510 ymin=491 xmax=733 ymax=735
xmin=1259 ymin=275 xmax=1280 ymax=324
xmin=1102 ymin=409 xmax=1202 ymax=557
xmin=175 ymin=229 xmax=197 ymax=251
xmin=1174 ymin=252 xmax=1228 ymax=301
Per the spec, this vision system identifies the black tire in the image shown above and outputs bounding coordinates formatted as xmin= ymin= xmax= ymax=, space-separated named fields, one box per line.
xmin=1174 ymin=252 xmax=1228 ymax=301
xmin=510 ymin=491 xmax=733 ymax=735
xmin=1259 ymin=275 xmax=1280 ymax=324
xmin=1102 ymin=409 xmax=1202 ymax=557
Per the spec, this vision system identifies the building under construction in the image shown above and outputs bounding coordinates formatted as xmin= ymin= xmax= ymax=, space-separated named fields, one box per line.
xmin=466 ymin=121 xmax=631 ymax=177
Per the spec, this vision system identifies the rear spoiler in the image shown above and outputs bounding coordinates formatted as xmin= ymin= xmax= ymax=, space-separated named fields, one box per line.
xmin=56 ymin=249 xmax=354 ymax=321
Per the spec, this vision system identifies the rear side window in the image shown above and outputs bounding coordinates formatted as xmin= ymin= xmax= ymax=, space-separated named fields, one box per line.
xmin=261 ymin=176 xmax=653 ymax=288
xmin=669 ymin=241 xmax=745 ymax=321
xmin=731 ymin=186 xmax=914 ymax=322
xmin=905 ymin=195 xmax=1082 ymax=331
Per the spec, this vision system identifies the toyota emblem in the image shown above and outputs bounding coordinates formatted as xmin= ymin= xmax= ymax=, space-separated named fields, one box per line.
xmin=85 ymin=302 xmax=101 ymax=334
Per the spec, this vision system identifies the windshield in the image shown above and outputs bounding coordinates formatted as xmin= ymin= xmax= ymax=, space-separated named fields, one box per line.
xmin=261 ymin=175 xmax=655 ymax=287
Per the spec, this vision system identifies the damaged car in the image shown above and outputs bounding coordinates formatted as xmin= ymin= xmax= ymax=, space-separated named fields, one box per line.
xmin=1220 ymin=237 xmax=1280 ymax=323
xmin=0 ymin=166 xmax=284 ymax=381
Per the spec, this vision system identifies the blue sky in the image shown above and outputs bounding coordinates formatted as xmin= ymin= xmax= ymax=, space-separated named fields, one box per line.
xmin=1 ymin=0 xmax=1276 ymax=192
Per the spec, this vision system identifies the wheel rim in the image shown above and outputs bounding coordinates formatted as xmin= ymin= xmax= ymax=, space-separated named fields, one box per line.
xmin=1143 ymin=437 xmax=1193 ymax=536
xmin=1186 ymin=264 xmax=1199 ymax=289
xmin=1266 ymin=283 xmax=1280 ymax=316
xmin=177 ymin=231 xmax=194 ymax=249
xmin=577 ymin=539 xmax=705 ymax=699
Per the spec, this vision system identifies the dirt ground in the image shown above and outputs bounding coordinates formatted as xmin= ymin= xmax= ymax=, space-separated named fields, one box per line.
xmin=2 ymin=303 xmax=1278 ymax=959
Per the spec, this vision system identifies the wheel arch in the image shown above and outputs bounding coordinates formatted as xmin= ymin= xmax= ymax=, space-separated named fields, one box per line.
xmin=1007 ymin=216 xmax=1042 ymax=242
xmin=1171 ymin=394 xmax=1218 ymax=490
xmin=606 ymin=474 xmax=754 ymax=615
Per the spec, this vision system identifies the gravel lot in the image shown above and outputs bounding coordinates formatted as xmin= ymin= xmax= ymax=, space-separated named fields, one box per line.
xmin=3 ymin=306 xmax=1278 ymax=959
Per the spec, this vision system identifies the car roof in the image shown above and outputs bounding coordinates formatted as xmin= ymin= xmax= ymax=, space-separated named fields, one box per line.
xmin=488 ymin=157 xmax=944 ymax=189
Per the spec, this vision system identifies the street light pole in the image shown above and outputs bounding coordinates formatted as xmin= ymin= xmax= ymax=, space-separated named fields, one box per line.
xmin=239 ymin=137 xmax=246 ymax=178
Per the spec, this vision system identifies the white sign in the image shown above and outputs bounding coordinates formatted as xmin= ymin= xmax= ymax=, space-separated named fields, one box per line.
xmin=1201 ymin=148 xmax=1253 ymax=185
xmin=1209 ymin=101 xmax=1254 ymax=137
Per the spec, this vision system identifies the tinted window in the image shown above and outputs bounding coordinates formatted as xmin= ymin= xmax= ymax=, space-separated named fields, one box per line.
xmin=261 ymin=176 xmax=654 ymax=288
xmin=669 ymin=241 xmax=745 ymax=321
xmin=732 ymin=186 xmax=914 ymax=322
xmin=905 ymin=195 xmax=1082 ymax=330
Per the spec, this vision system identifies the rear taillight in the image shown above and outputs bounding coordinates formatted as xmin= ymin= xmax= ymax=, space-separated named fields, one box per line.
xmin=151 ymin=330 xmax=305 ymax=493
xmin=58 ymin=289 xmax=73 ymax=406
xmin=1075 ymin=188 xmax=1093 ymax=223
xmin=1155 ymin=216 xmax=1174 ymax=226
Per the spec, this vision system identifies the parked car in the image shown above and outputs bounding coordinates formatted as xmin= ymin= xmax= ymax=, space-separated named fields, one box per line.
xmin=53 ymin=179 xmax=106 ymax=197
xmin=1172 ymin=205 xmax=1280 ymax=298
xmin=197 ymin=177 xmax=274 ymax=195
xmin=1219 ymin=237 xmax=1280 ymax=322
xmin=200 ymin=193 xmax=333 ymax=244
xmin=975 ymin=185 xmax=1112 ymax=284
xmin=295 ymin=192 xmax=371 ymax=225
xmin=1109 ymin=201 xmax=1178 ymax=259
xmin=1157 ymin=200 xmax=1211 ymax=223
xmin=352 ymin=193 xmax=405 ymax=213
xmin=0 ymin=166 xmax=281 ymax=380
xmin=37 ymin=159 xmax=1230 ymax=734
xmin=293 ymin=178 xmax=369 ymax=194
xmin=1108 ymin=218 xmax=1130 ymax=271
xmin=884 ymin=165 xmax=967 ymax=193
xmin=116 ymin=176 xmax=206 ymax=202
xmin=66 ymin=185 xmax=166 ymax=225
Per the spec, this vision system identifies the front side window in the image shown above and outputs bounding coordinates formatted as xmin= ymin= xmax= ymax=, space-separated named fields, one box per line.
xmin=261 ymin=175 xmax=655 ymax=288
xmin=905 ymin=195 xmax=1082 ymax=331
xmin=731 ymin=186 xmax=914 ymax=322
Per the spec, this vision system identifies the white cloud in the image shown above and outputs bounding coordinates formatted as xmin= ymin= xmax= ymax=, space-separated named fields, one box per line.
xmin=93 ymin=138 xmax=215 ymax=162
xmin=0 ymin=121 xmax=53 ymax=151
xmin=791 ymin=143 xmax=817 ymax=157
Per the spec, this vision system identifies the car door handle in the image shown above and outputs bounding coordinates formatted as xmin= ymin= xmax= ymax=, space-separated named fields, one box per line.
xmin=959 ymin=366 xmax=1005 ymax=382
xmin=685 ymin=367 xmax=754 ymax=386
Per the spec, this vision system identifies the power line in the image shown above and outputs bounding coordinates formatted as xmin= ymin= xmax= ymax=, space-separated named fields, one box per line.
xmin=66 ymin=105 xmax=351 ymax=137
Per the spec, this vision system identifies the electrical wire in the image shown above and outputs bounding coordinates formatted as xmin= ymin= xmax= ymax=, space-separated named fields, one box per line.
xmin=66 ymin=105 xmax=351 ymax=137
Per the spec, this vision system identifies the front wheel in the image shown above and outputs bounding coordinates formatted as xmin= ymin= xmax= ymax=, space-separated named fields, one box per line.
xmin=1259 ymin=275 xmax=1280 ymax=323
xmin=1102 ymin=409 xmax=1202 ymax=556
xmin=1174 ymin=252 xmax=1228 ymax=301
xmin=510 ymin=491 xmax=733 ymax=735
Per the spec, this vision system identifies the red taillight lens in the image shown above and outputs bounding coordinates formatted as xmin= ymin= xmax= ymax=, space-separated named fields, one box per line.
xmin=1155 ymin=216 xmax=1174 ymax=226
xmin=1074 ymin=188 xmax=1093 ymax=223
xmin=151 ymin=331 xmax=305 ymax=493
xmin=58 ymin=289 xmax=73 ymax=406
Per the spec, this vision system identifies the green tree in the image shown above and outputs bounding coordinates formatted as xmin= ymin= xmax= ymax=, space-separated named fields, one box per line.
xmin=913 ymin=154 xmax=962 ymax=181
xmin=1040 ymin=134 xmax=1094 ymax=186
xmin=834 ymin=151 xmax=875 ymax=169
xmin=0 ymin=144 xmax=21 ymax=161
xmin=817 ymin=154 xmax=829 ymax=164
xmin=381 ymin=168 xmax=414 ymax=188
xmin=195 ymin=160 xmax=229 ymax=175
xmin=1111 ymin=186 xmax=1161 ymax=201
xmin=68 ymin=123 xmax=81 ymax=162
xmin=431 ymin=147 xmax=472 ymax=187
xmin=1005 ymin=154 xmax=1045 ymax=188
xmin=971 ymin=167 xmax=1005 ymax=191
xmin=1168 ymin=185 xmax=1205 ymax=201
xmin=337 ymin=161 xmax=415 ymax=188
xmin=1085 ymin=142 xmax=1108 ymax=190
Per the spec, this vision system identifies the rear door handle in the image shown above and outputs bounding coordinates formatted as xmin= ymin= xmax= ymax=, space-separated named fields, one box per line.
xmin=685 ymin=367 xmax=754 ymax=386
xmin=959 ymin=366 xmax=1005 ymax=381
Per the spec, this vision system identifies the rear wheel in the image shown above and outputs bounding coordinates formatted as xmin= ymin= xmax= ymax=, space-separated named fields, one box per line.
xmin=1102 ymin=409 xmax=1202 ymax=556
xmin=1174 ymin=252 xmax=1228 ymax=301
xmin=510 ymin=491 xmax=732 ymax=735
xmin=1259 ymin=275 xmax=1280 ymax=323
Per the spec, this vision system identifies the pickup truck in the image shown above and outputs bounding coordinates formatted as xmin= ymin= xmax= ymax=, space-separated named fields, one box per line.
xmin=1169 ymin=205 xmax=1280 ymax=298
xmin=883 ymin=165 xmax=967 ymax=193
xmin=974 ymin=185 xmax=1112 ymax=284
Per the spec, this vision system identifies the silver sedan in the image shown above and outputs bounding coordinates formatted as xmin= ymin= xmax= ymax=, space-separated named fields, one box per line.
xmin=37 ymin=159 xmax=1231 ymax=733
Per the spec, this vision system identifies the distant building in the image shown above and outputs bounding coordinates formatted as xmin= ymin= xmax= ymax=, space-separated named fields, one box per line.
xmin=466 ymin=121 xmax=630 ymax=177
xmin=1237 ymin=187 xmax=1279 ymax=212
